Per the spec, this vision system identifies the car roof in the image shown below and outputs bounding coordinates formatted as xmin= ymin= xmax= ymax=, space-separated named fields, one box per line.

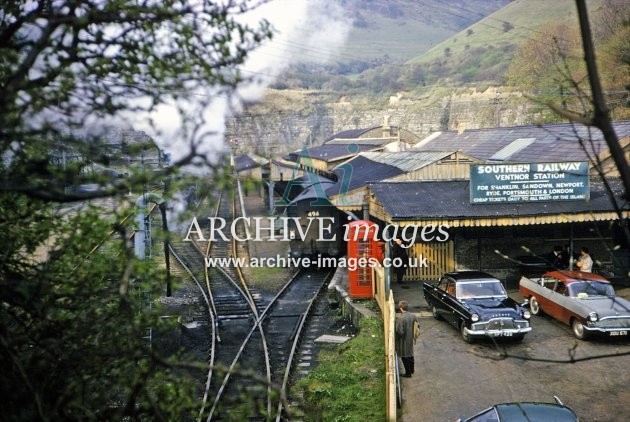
xmin=444 ymin=271 xmax=500 ymax=282
xmin=543 ymin=270 xmax=610 ymax=285
xmin=495 ymin=402 xmax=578 ymax=421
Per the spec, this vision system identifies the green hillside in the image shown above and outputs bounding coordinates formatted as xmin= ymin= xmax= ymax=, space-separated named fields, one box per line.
xmin=408 ymin=0 xmax=605 ymax=65
xmin=341 ymin=16 xmax=454 ymax=62
xmin=273 ymin=0 xmax=626 ymax=96
xmin=327 ymin=0 xmax=510 ymax=63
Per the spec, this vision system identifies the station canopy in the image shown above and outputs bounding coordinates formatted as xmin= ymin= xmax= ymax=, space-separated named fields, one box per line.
xmin=368 ymin=179 xmax=629 ymax=227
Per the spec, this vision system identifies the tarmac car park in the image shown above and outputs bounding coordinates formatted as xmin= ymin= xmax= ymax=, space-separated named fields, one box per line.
xmin=402 ymin=279 xmax=630 ymax=421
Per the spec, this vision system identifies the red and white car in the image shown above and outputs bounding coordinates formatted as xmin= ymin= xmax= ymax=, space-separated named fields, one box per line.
xmin=519 ymin=270 xmax=630 ymax=340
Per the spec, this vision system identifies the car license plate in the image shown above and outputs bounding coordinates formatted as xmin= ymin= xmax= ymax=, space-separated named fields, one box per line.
xmin=610 ymin=330 xmax=628 ymax=336
xmin=501 ymin=332 xmax=513 ymax=337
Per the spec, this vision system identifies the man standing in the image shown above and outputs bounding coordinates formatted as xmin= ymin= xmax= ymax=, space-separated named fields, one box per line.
xmin=549 ymin=245 xmax=564 ymax=269
xmin=391 ymin=238 xmax=409 ymax=284
xmin=395 ymin=300 xmax=419 ymax=378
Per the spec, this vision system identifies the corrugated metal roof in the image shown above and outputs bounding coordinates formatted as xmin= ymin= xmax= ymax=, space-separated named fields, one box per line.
xmin=489 ymin=138 xmax=536 ymax=161
xmin=249 ymin=154 xmax=269 ymax=166
xmin=360 ymin=151 xmax=456 ymax=172
xmin=412 ymin=121 xmax=630 ymax=163
xmin=272 ymin=159 xmax=299 ymax=169
xmin=369 ymin=179 xmax=626 ymax=222
xmin=293 ymin=144 xmax=377 ymax=162
xmin=324 ymin=127 xmax=379 ymax=143
xmin=289 ymin=175 xmax=337 ymax=204
xmin=326 ymin=138 xmax=392 ymax=146
xmin=235 ymin=155 xmax=258 ymax=172
xmin=326 ymin=156 xmax=405 ymax=195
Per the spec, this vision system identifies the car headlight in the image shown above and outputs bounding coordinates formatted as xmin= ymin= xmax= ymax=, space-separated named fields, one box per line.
xmin=523 ymin=310 xmax=531 ymax=319
xmin=588 ymin=312 xmax=598 ymax=322
xmin=471 ymin=314 xmax=480 ymax=322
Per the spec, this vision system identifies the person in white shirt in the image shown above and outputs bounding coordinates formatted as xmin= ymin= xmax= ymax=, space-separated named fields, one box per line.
xmin=576 ymin=246 xmax=593 ymax=272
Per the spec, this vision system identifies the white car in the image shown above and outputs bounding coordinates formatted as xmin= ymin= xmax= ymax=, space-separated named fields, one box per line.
xmin=519 ymin=270 xmax=630 ymax=340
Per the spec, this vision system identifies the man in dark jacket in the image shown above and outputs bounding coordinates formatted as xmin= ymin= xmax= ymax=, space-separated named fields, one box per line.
xmin=391 ymin=238 xmax=409 ymax=284
xmin=395 ymin=300 xmax=419 ymax=377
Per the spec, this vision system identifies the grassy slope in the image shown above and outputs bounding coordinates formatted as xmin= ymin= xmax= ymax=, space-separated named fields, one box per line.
xmin=334 ymin=0 xmax=510 ymax=63
xmin=341 ymin=16 xmax=454 ymax=62
xmin=407 ymin=0 xmax=604 ymax=65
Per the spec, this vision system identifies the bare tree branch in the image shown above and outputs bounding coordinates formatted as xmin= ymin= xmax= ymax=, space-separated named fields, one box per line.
xmin=574 ymin=0 xmax=630 ymax=200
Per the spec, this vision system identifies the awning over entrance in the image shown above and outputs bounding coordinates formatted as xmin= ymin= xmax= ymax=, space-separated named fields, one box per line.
xmin=368 ymin=179 xmax=629 ymax=227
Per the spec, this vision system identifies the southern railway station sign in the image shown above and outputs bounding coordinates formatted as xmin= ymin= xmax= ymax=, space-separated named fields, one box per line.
xmin=470 ymin=162 xmax=589 ymax=204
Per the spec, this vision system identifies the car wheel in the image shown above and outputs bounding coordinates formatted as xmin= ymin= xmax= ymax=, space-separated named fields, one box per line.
xmin=529 ymin=296 xmax=543 ymax=316
xmin=460 ymin=321 xmax=473 ymax=343
xmin=571 ymin=319 xmax=588 ymax=340
xmin=432 ymin=306 xmax=442 ymax=320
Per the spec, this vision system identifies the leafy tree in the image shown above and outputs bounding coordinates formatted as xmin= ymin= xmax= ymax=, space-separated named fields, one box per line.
xmin=505 ymin=23 xmax=584 ymax=104
xmin=0 ymin=0 xmax=272 ymax=420
xmin=508 ymin=0 xmax=630 ymax=254
xmin=325 ymin=75 xmax=354 ymax=92
xmin=591 ymin=1 xmax=630 ymax=100
xmin=506 ymin=1 xmax=629 ymax=122
xmin=546 ymin=0 xmax=630 ymax=202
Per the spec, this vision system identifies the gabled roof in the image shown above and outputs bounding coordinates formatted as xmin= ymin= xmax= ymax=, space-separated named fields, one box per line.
xmin=412 ymin=121 xmax=630 ymax=163
xmin=234 ymin=155 xmax=259 ymax=172
xmin=290 ymin=144 xmax=378 ymax=162
xmin=289 ymin=175 xmax=337 ymax=205
xmin=368 ymin=178 xmax=626 ymax=222
xmin=326 ymin=138 xmax=392 ymax=146
xmin=234 ymin=154 xmax=268 ymax=172
xmin=272 ymin=158 xmax=300 ymax=170
xmin=325 ymin=151 xmax=479 ymax=197
xmin=326 ymin=155 xmax=405 ymax=195
xmin=324 ymin=127 xmax=379 ymax=143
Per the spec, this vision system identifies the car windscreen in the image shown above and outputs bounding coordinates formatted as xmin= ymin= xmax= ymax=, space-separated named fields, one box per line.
xmin=457 ymin=280 xmax=507 ymax=299
xmin=496 ymin=403 xmax=577 ymax=421
xmin=567 ymin=281 xmax=615 ymax=298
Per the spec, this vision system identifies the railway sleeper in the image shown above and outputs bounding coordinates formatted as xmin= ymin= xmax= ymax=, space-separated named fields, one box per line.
xmin=217 ymin=314 xmax=252 ymax=320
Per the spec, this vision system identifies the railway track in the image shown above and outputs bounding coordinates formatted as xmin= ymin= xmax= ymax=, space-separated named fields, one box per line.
xmin=168 ymin=186 xmax=336 ymax=420
xmin=262 ymin=268 xmax=335 ymax=420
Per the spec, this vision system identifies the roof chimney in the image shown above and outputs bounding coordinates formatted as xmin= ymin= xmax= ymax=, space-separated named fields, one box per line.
xmin=456 ymin=120 xmax=467 ymax=134
xmin=383 ymin=115 xmax=391 ymax=137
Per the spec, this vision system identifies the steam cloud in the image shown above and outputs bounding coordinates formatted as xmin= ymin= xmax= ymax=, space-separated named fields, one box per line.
xmin=140 ymin=0 xmax=353 ymax=165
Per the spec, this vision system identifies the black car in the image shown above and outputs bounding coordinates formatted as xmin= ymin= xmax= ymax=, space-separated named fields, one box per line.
xmin=423 ymin=271 xmax=532 ymax=343
xmin=460 ymin=396 xmax=579 ymax=422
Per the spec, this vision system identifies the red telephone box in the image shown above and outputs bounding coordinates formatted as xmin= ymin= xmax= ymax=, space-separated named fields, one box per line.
xmin=347 ymin=220 xmax=382 ymax=299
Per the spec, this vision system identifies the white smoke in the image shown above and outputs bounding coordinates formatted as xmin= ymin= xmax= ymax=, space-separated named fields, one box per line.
xmin=236 ymin=0 xmax=352 ymax=101
xmin=137 ymin=0 xmax=352 ymax=164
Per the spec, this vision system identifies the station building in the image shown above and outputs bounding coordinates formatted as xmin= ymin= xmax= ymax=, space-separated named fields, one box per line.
xmin=266 ymin=119 xmax=630 ymax=285
xmin=327 ymin=150 xmax=481 ymax=213
xmin=269 ymin=119 xmax=423 ymax=210
xmin=369 ymin=178 xmax=628 ymax=285
xmin=366 ymin=121 xmax=630 ymax=285
xmin=233 ymin=153 xmax=269 ymax=197
xmin=282 ymin=116 xmax=423 ymax=173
